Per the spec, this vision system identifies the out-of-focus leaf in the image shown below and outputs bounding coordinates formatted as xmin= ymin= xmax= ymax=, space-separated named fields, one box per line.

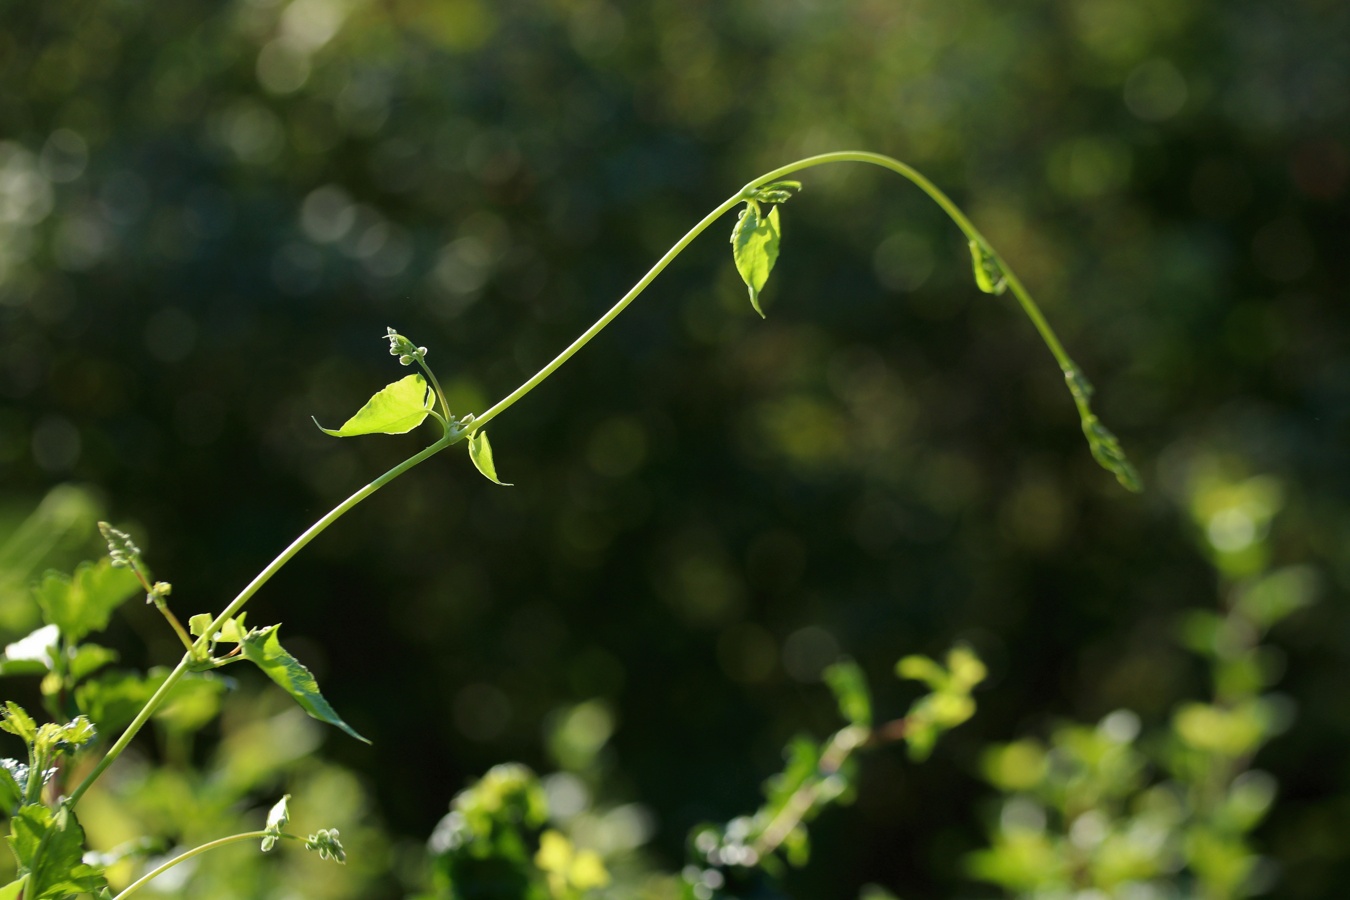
xmin=32 ymin=560 xmax=140 ymax=643
xmin=823 ymin=659 xmax=873 ymax=728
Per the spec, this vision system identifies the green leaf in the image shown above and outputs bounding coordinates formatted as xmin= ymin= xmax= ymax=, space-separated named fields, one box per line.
xmin=74 ymin=671 xmax=162 ymax=735
xmin=467 ymin=430 xmax=512 ymax=486
xmin=188 ymin=612 xmax=248 ymax=643
xmin=32 ymin=559 xmax=140 ymax=644
xmin=731 ymin=202 xmax=782 ymax=317
xmin=262 ymin=794 xmax=290 ymax=852
xmin=67 ymin=644 xmax=118 ymax=682
xmin=240 ymin=625 xmax=370 ymax=744
xmin=968 ymin=239 xmax=1008 ymax=295
xmin=823 ymin=659 xmax=873 ymax=728
xmin=7 ymin=804 xmax=106 ymax=900
xmin=0 ymin=879 xmax=20 ymax=900
xmin=0 ymin=761 xmax=22 ymax=815
xmin=1081 ymin=414 xmax=1143 ymax=493
xmin=0 ymin=625 xmax=59 ymax=677
xmin=0 ymin=703 xmax=36 ymax=745
xmin=314 ymin=374 xmax=433 ymax=437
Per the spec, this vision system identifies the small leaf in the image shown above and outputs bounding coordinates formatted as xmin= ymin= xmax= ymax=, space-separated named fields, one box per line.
xmin=9 ymin=805 xmax=107 ymax=899
xmin=189 ymin=612 xmax=248 ymax=643
xmin=314 ymin=374 xmax=433 ymax=437
xmin=823 ymin=659 xmax=873 ymax=729
xmin=305 ymin=829 xmax=346 ymax=864
xmin=0 ymin=760 xmax=23 ymax=815
xmin=1081 ymin=414 xmax=1143 ymax=493
xmin=33 ymin=560 xmax=140 ymax=644
xmin=467 ymin=431 xmax=512 ymax=486
xmin=731 ymin=202 xmax=782 ymax=317
xmin=0 ymin=702 xmax=37 ymax=745
xmin=241 ymin=625 xmax=370 ymax=744
xmin=968 ymin=239 xmax=1008 ymax=295
xmin=262 ymin=794 xmax=290 ymax=852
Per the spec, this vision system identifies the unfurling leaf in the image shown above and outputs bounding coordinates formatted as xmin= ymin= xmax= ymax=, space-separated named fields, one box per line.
xmin=751 ymin=180 xmax=803 ymax=206
xmin=731 ymin=202 xmax=782 ymax=317
xmin=240 ymin=625 xmax=370 ymax=744
xmin=467 ymin=430 xmax=512 ymax=486
xmin=968 ymin=239 xmax=1008 ymax=295
xmin=0 ymin=702 xmax=37 ymax=745
xmin=1081 ymin=414 xmax=1143 ymax=493
xmin=262 ymin=794 xmax=290 ymax=852
xmin=314 ymin=374 xmax=433 ymax=437
xmin=305 ymin=829 xmax=346 ymax=864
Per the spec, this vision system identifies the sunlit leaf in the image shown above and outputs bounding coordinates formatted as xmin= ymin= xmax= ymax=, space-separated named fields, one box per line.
xmin=968 ymin=239 xmax=1007 ymax=295
xmin=468 ymin=430 xmax=512 ymax=486
xmin=0 ymin=702 xmax=36 ymax=745
xmin=33 ymin=560 xmax=140 ymax=643
xmin=731 ymin=202 xmax=782 ymax=317
xmin=314 ymin=374 xmax=433 ymax=437
xmin=241 ymin=625 xmax=370 ymax=744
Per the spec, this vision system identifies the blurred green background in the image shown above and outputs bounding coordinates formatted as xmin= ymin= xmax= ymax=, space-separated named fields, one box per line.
xmin=1 ymin=0 xmax=1347 ymax=896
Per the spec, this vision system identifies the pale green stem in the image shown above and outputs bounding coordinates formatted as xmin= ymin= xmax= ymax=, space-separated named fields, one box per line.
xmin=67 ymin=428 xmax=464 ymax=807
xmin=110 ymin=830 xmax=298 ymax=900
xmin=474 ymin=150 xmax=1081 ymax=429
xmin=69 ymin=150 xmax=1085 ymax=813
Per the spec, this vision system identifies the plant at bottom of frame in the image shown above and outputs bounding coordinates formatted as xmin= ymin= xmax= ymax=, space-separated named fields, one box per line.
xmin=0 ymin=518 xmax=367 ymax=898
xmin=966 ymin=468 xmax=1315 ymax=900
xmin=413 ymin=644 xmax=986 ymax=900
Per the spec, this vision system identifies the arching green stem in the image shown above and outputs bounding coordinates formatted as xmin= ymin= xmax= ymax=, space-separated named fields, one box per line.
xmin=67 ymin=428 xmax=465 ymax=807
xmin=110 ymin=831 xmax=298 ymax=900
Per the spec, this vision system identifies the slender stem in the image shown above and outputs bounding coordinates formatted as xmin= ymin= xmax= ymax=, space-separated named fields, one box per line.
xmin=473 ymin=151 xmax=1079 ymax=432
xmin=67 ymin=428 xmax=464 ymax=808
xmin=110 ymin=831 xmax=299 ymax=900
xmin=752 ymin=724 xmax=869 ymax=858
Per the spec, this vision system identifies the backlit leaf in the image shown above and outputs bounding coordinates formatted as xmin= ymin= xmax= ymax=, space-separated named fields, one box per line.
xmin=314 ymin=374 xmax=433 ymax=437
xmin=33 ymin=560 xmax=140 ymax=643
xmin=468 ymin=430 xmax=512 ymax=486
xmin=241 ymin=625 xmax=370 ymax=744
xmin=731 ymin=203 xmax=782 ymax=317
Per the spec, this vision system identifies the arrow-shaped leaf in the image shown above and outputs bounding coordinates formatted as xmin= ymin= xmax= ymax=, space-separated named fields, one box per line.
xmin=468 ymin=430 xmax=512 ymax=486
xmin=314 ymin=374 xmax=433 ymax=437
xmin=241 ymin=625 xmax=370 ymax=744
xmin=731 ymin=203 xmax=782 ymax=318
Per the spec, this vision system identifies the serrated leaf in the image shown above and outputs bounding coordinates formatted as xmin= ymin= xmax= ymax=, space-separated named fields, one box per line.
xmin=0 ymin=761 xmax=22 ymax=815
xmin=467 ymin=430 xmax=512 ymax=486
xmin=241 ymin=625 xmax=370 ymax=744
xmin=731 ymin=203 xmax=782 ymax=317
xmin=0 ymin=625 xmax=59 ymax=677
xmin=35 ymin=562 xmax=138 ymax=643
xmin=0 ymin=703 xmax=36 ymax=745
xmin=8 ymin=804 xmax=106 ymax=900
xmin=314 ymin=374 xmax=433 ymax=437
xmin=968 ymin=239 xmax=1007 ymax=295
xmin=33 ymin=560 xmax=140 ymax=644
xmin=262 ymin=794 xmax=290 ymax=852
